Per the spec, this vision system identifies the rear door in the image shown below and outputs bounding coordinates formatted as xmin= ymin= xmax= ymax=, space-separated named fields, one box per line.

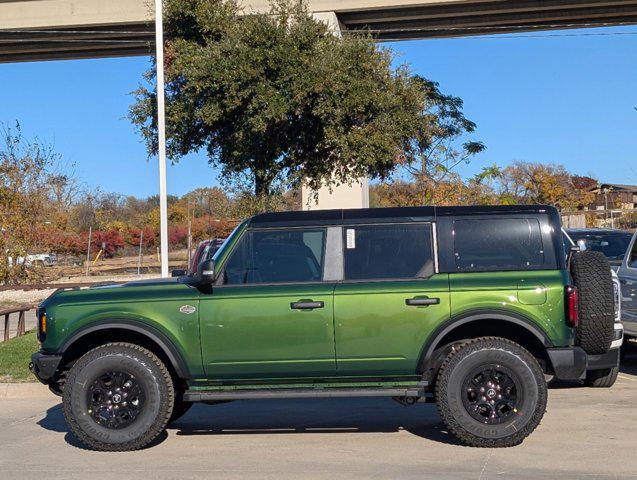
xmin=333 ymin=222 xmax=450 ymax=376
xmin=619 ymin=232 xmax=637 ymax=336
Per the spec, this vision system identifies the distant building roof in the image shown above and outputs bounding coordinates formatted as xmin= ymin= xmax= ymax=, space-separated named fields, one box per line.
xmin=594 ymin=183 xmax=637 ymax=192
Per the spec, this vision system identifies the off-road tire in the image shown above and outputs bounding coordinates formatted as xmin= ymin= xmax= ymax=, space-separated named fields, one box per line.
xmin=63 ymin=342 xmax=174 ymax=451
xmin=584 ymin=366 xmax=619 ymax=388
xmin=570 ymin=251 xmax=614 ymax=355
xmin=169 ymin=394 xmax=193 ymax=424
xmin=435 ymin=337 xmax=547 ymax=448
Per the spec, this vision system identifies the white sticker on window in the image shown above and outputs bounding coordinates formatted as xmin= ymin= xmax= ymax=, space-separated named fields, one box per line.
xmin=346 ymin=229 xmax=356 ymax=249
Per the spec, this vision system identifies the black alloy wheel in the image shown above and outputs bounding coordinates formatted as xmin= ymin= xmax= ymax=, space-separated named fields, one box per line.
xmin=87 ymin=371 xmax=145 ymax=429
xmin=461 ymin=364 xmax=521 ymax=425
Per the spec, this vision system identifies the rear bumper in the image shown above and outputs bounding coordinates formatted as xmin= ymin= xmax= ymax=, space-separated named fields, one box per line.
xmin=547 ymin=347 xmax=620 ymax=381
xmin=29 ymin=352 xmax=62 ymax=384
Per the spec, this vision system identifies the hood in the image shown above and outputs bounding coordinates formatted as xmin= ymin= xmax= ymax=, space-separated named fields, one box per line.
xmin=40 ymin=276 xmax=193 ymax=309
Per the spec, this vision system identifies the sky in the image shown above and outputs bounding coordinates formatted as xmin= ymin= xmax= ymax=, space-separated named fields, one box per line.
xmin=0 ymin=26 xmax=636 ymax=198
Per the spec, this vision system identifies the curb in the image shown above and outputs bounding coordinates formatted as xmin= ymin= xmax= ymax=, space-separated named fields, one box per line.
xmin=0 ymin=382 xmax=51 ymax=399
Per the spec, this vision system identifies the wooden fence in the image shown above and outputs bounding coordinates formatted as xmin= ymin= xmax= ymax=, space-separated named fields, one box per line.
xmin=0 ymin=304 xmax=35 ymax=342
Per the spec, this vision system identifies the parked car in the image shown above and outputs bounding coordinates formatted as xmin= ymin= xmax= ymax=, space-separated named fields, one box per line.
xmin=31 ymin=205 xmax=619 ymax=451
xmin=617 ymin=230 xmax=637 ymax=340
xmin=565 ymin=228 xmax=633 ymax=270
xmin=189 ymin=238 xmax=225 ymax=275
xmin=172 ymin=238 xmax=226 ymax=277
xmin=8 ymin=252 xmax=57 ymax=267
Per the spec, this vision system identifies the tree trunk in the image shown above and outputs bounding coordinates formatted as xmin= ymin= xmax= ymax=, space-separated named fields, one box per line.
xmin=254 ymin=171 xmax=271 ymax=197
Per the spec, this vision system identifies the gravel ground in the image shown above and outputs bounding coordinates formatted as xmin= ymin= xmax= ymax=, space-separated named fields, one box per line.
xmin=0 ymin=273 xmax=160 ymax=306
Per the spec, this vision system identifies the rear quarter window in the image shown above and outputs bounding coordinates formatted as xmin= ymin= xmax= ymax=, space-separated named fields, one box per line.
xmin=453 ymin=218 xmax=546 ymax=271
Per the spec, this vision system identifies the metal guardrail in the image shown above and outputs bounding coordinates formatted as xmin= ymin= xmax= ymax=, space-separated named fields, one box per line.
xmin=0 ymin=304 xmax=35 ymax=342
xmin=0 ymin=281 xmax=116 ymax=292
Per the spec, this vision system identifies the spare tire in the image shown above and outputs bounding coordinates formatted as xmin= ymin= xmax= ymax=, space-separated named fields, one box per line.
xmin=570 ymin=251 xmax=614 ymax=354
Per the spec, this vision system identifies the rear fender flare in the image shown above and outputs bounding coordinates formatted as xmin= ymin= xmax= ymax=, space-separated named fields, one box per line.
xmin=419 ymin=310 xmax=553 ymax=372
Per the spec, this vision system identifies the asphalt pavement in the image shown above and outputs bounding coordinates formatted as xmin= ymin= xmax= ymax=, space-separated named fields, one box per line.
xmin=1 ymin=347 xmax=637 ymax=480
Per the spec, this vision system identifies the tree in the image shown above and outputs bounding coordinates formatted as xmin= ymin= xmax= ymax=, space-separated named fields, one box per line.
xmin=395 ymin=77 xmax=487 ymax=205
xmin=0 ymin=123 xmax=60 ymax=283
xmin=498 ymin=162 xmax=594 ymax=210
xmin=130 ymin=0 xmax=434 ymax=198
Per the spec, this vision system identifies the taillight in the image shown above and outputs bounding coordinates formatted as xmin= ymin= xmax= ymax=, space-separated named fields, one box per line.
xmin=565 ymin=286 xmax=579 ymax=328
xmin=37 ymin=309 xmax=47 ymax=342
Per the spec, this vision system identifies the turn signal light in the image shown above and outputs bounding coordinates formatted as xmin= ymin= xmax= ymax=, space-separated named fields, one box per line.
xmin=565 ymin=286 xmax=579 ymax=328
xmin=37 ymin=309 xmax=47 ymax=342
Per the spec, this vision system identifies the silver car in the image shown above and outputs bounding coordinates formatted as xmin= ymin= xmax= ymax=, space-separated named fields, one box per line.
xmin=618 ymin=231 xmax=637 ymax=339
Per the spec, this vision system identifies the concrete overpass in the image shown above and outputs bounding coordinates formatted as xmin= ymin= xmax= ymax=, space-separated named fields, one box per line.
xmin=2 ymin=0 xmax=637 ymax=62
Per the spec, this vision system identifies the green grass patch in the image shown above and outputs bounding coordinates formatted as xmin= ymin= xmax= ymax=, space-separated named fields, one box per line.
xmin=0 ymin=331 xmax=38 ymax=382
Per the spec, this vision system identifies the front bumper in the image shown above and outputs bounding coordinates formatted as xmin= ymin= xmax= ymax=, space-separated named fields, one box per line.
xmin=547 ymin=347 xmax=620 ymax=381
xmin=29 ymin=352 xmax=62 ymax=384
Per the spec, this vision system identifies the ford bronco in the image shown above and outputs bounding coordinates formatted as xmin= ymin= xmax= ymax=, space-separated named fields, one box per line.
xmin=31 ymin=205 xmax=621 ymax=451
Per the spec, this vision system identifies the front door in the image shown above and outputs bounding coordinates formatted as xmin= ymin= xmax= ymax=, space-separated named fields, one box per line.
xmin=334 ymin=222 xmax=450 ymax=376
xmin=199 ymin=227 xmax=337 ymax=379
xmin=619 ymin=233 xmax=637 ymax=336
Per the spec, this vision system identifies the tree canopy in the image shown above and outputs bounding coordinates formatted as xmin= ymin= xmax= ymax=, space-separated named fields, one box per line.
xmin=130 ymin=0 xmax=456 ymax=197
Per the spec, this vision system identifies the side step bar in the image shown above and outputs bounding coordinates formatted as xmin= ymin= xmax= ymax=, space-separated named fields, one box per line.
xmin=184 ymin=387 xmax=426 ymax=402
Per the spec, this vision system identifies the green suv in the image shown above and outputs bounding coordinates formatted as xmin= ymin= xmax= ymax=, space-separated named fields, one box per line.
xmin=31 ymin=205 xmax=620 ymax=451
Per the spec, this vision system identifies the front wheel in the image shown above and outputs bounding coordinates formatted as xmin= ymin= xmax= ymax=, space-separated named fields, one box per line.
xmin=435 ymin=337 xmax=547 ymax=448
xmin=63 ymin=343 xmax=174 ymax=451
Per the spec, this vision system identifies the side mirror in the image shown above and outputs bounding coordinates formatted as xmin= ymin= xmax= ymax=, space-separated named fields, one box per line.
xmin=171 ymin=269 xmax=187 ymax=277
xmin=197 ymin=259 xmax=216 ymax=284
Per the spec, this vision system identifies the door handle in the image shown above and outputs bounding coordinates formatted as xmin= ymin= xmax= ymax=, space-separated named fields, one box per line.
xmin=291 ymin=301 xmax=324 ymax=310
xmin=405 ymin=297 xmax=440 ymax=307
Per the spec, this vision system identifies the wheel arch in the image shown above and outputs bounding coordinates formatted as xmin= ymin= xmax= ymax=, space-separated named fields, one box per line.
xmin=58 ymin=320 xmax=191 ymax=380
xmin=419 ymin=310 xmax=554 ymax=380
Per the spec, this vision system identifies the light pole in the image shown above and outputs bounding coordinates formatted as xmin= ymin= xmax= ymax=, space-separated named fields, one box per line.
xmin=154 ymin=0 xmax=169 ymax=278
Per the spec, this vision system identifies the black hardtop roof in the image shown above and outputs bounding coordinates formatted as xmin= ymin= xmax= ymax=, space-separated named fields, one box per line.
xmin=248 ymin=205 xmax=557 ymax=227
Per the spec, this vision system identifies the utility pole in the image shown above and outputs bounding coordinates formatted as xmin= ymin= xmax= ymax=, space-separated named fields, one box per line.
xmin=85 ymin=226 xmax=92 ymax=277
xmin=155 ymin=0 xmax=169 ymax=278
xmin=137 ymin=230 xmax=144 ymax=276
xmin=187 ymin=199 xmax=192 ymax=270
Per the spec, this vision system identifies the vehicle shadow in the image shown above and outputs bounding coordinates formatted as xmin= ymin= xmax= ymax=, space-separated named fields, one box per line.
xmin=171 ymin=398 xmax=463 ymax=445
xmin=620 ymin=339 xmax=637 ymax=376
xmin=37 ymin=403 xmax=168 ymax=450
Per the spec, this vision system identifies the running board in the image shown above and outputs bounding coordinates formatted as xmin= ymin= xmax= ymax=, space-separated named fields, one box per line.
xmin=184 ymin=387 xmax=425 ymax=402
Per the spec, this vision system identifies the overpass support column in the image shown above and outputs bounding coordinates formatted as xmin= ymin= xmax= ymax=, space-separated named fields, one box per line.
xmin=302 ymin=12 xmax=370 ymax=211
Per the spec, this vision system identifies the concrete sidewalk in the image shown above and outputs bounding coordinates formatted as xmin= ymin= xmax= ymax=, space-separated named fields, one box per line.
xmin=0 ymin=381 xmax=49 ymax=399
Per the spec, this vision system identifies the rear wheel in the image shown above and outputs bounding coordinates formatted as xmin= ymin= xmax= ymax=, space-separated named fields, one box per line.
xmin=435 ymin=337 xmax=547 ymax=447
xmin=63 ymin=342 xmax=174 ymax=451
xmin=584 ymin=366 xmax=619 ymax=388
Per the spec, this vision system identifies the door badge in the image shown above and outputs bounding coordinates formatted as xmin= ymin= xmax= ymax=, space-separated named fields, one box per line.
xmin=179 ymin=305 xmax=197 ymax=315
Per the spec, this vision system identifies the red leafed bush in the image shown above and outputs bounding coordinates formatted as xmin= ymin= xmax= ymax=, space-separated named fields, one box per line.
xmin=168 ymin=225 xmax=188 ymax=247
xmin=90 ymin=230 xmax=125 ymax=258
xmin=126 ymin=227 xmax=156 ymax=248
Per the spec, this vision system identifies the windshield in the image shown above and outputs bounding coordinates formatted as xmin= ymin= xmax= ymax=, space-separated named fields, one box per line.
xmin=212 ymin=222 xmax=245 ymax=262
xmin=566 ymin=231 xmax=633 ymax=260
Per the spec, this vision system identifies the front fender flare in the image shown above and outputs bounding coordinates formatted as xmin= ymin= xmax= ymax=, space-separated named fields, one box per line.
xmin=58 ymin=320 xmax=191 ymax=379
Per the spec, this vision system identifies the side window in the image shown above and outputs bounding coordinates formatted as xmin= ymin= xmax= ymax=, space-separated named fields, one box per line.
xmin=223 ymin=229 xmax=326 ymax=285
xmin=629 ymin=237 xmax=637 ymax=268
xmin=453 ymin=218 xmax=545 ymax=271
xmin=343 ymin=223 xmax=434 ymax=280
